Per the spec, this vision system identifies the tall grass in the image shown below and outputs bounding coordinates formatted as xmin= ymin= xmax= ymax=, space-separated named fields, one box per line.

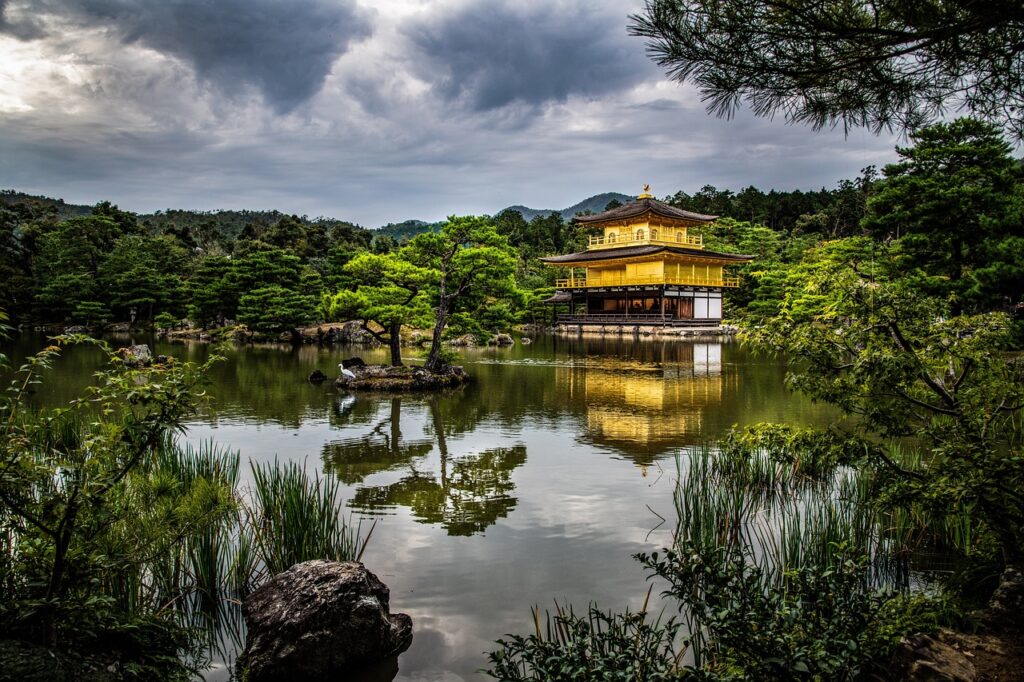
xmin=241 ymin=459 xmax=372 ymax=582
xmin=663 ymin=441 xmax=982 ymax=669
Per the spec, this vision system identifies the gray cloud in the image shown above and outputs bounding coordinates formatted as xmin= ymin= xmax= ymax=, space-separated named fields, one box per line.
xmin=403 ymin=1 xmax=649 ymax=111
xmin=4 ymin=0 xmax=372 ymax=112
xmin=0 ymin=0 xmax=904 ymax=227
xmin=0 ymin=0 xmax=47 ymax=38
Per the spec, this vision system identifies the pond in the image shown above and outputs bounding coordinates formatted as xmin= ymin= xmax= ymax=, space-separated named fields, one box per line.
xmin=6 ymin=332 xmax=836 ymax=680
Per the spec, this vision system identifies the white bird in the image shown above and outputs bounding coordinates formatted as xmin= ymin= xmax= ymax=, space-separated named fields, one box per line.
xmin=338 ymin=364 xmax=356 ymax=380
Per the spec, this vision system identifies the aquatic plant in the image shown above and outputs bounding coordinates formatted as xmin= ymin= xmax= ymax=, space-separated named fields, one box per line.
xmin=483 ymin=592 xmax=682 ymax=681
xmin=242 ymin=459 xmax=371 ymax=581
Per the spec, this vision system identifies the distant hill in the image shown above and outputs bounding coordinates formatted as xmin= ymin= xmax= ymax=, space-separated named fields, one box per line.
xmin=501 ymin=192 xmax=635 ymax=222
xmin=0 ymin=190 xmax=92 ymax=220
xmin=376 ymin=192 xmax=638 ymax=242
xmin=375 ymin=219 xmax=444 ymax=243
xmin=1 ymin=190 xmax=368 ymax=244
xmin=2 ymin=188 xmax=636 ymax=244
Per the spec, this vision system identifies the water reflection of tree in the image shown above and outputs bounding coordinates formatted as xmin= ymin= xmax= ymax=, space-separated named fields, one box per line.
xmin=323 ymin=395 xmax=527 ymax=536
xmin=325 ymin=398 xmax=435 ymax=485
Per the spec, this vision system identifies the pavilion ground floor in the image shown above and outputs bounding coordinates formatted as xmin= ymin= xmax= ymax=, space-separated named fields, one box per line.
xmin=549 ymin=284 xmax=724 ymax=327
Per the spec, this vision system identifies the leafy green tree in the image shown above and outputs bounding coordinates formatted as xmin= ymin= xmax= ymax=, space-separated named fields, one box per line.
xmin=69 ymin=300 xmax=111 ymax=328
xmin=217 ymin=245 xmax=306 ymax=321
xmin=90 ymin=200 xmax=140 ymax=234
xmin=237 ymin=285 xmax=318 ymax=342
xmin=0 ymin=330 xmax=229 ymax=659
xmin=264 ymin=214 xmax=306 ymax=251
xmin=32 ymin=215 xmax=126 ymax=319
xmin=372 ymin=234 xmax=398 ymax=254
xmin=0 ymin=206 xmax=35 ymax=319
xmin=324 ymin=252 xmax=432 ymax=366
xmin=406 ymin=216 xmax=517 ymax=372
xmin=187 ymin=255 xmax=234 ymax=327
xmin=863 ymin=118 xmax=1024 ymax=313
xmin=98 ymin=235 xmax=188 ymax=322
xmin=630 ymin=1 xmax=1024 ymax=139
xmin=741 ymin=237 xmax=1024 ymax=569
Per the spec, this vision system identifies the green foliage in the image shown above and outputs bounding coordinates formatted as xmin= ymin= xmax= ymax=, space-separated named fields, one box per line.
xmin=70 ymin=300 xmax=111 ymax=327
xmin=324 ymin=251 xmax=433 ymax=365
xmin=641 ymin=544 xmax=912 ymax=680
xmin=243 ymin=460 xmax=369 ymax=579
xmin=186 ymin=255 xmax=233 ymax=328
xmin=863 ymin=118 xmax=1024 ymax=312
xmin=406 ymin=215 xmax=518 ymax=371
xmin=237 ymin=285 xmax=317 ymax=338
xmin=98 ymin=234 xmax=188 ymax=321
xmin=741 ymin=236 xmax=1024 ymax=565
xmin=154 ymin=311 xmax=178 ymax=330
xmin=0 ymin=333 xmax=229 ymax=674
xmin=630 ymin=1 xmax=1024 ymax=140
xmin=647 ymin=446 xmax=961 ymax=680
xmin=483 ymin=601 xmax=682 ymax=681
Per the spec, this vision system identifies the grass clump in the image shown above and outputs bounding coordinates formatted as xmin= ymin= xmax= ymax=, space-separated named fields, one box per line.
xmin=483 ymin=593 xmax=682 ymax=681
xmin=242 ymin=459 xmax=371 ymax=581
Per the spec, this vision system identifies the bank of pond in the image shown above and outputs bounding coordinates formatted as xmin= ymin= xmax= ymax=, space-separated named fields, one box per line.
xmin=0 ymin=334 xmax=1017 ymax=681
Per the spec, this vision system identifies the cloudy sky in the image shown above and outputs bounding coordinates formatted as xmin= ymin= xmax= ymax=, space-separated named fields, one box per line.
xmin=0 ymin=0 xmax=900 ymax=227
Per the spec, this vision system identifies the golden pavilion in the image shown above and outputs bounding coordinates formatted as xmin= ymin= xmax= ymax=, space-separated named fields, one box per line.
xmin=541 ymin=186 xmax=753 ymax=326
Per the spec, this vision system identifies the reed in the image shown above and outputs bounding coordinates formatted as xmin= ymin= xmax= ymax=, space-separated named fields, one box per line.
xmin=243 ymin=459 xmax=371 ymax=581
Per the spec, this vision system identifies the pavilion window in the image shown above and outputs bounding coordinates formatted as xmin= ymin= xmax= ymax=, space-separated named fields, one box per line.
xmin=676 ymin=231 xmax=683 ymax=242
xmin=651 ymin=228 xmax=659 ymax=240
xmin=635 ymin=229 xmax=645 ymax=240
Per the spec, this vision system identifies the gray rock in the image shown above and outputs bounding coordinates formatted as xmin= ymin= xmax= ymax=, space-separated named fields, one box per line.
xmin=308 ymin=369 xmax=328 ymax=383
xmin=120 ymin=344 xmax=152 ymax=367
xmin=488 ymin=333 xmax=514 ymax=346
xmin=63 ymin=325 xmax=88 ymax=334
xmin=520 ymin=337 xmax=532 ymax=345
xmin=240 ymin=560 xmax=412 ymax=681
xmin=342 ymin=357 xmax=367 ymax=370
xmin=983 ymin=565 xmax=1024 ymax=629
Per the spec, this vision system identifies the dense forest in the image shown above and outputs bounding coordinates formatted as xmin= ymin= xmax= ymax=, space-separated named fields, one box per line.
xmin=2 ymin=119 xmax=1021 ymax=344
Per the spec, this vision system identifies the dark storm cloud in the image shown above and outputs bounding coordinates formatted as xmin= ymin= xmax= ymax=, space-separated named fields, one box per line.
xmin=404 ymin=1 xmax=649 ymax=111
xmin=0 ymin=0 xmax=47 ymax=38
xmin=6 ymin=0 xmax=372 ymax=112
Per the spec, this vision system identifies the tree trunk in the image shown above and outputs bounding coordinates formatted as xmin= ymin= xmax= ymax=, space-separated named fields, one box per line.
xmin=389 ymin=320 xmax=403 ymax=366
xmin=425 ymin=298 xmax=449 ymax=372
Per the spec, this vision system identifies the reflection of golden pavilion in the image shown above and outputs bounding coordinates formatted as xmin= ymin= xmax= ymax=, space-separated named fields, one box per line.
xmin=560 ymin=344 xmax=730 ymax=463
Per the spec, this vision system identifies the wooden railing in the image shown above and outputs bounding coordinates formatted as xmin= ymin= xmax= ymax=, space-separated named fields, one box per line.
xmin=555 ymin=313 xmax=722 ymax=326
xmin=587 ymin=234 xmax=703 ymax=249
xmin=555 ymin=275 xmax=741 ymax=288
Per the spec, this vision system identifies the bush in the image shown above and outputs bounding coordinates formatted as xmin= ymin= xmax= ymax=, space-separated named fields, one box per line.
xmin=483 ymin=600 xmax=682 ymax=681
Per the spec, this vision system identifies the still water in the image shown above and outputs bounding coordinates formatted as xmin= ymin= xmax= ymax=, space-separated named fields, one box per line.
xmin=9 ymin=333 xmax=835 ymax=680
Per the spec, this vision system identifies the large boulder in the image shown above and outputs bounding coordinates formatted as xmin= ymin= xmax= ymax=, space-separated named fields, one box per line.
xmin=240 ymin=560 xmax=412 ymax=681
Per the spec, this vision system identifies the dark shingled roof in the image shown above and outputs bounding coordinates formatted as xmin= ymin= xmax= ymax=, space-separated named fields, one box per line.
xmin=540 ymin=245 xmax=753 ymax=264
xmin=542 ymin=291 xmax=573 ymax=304
xmin=575 ymin=197 xmax=717 ymax=224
